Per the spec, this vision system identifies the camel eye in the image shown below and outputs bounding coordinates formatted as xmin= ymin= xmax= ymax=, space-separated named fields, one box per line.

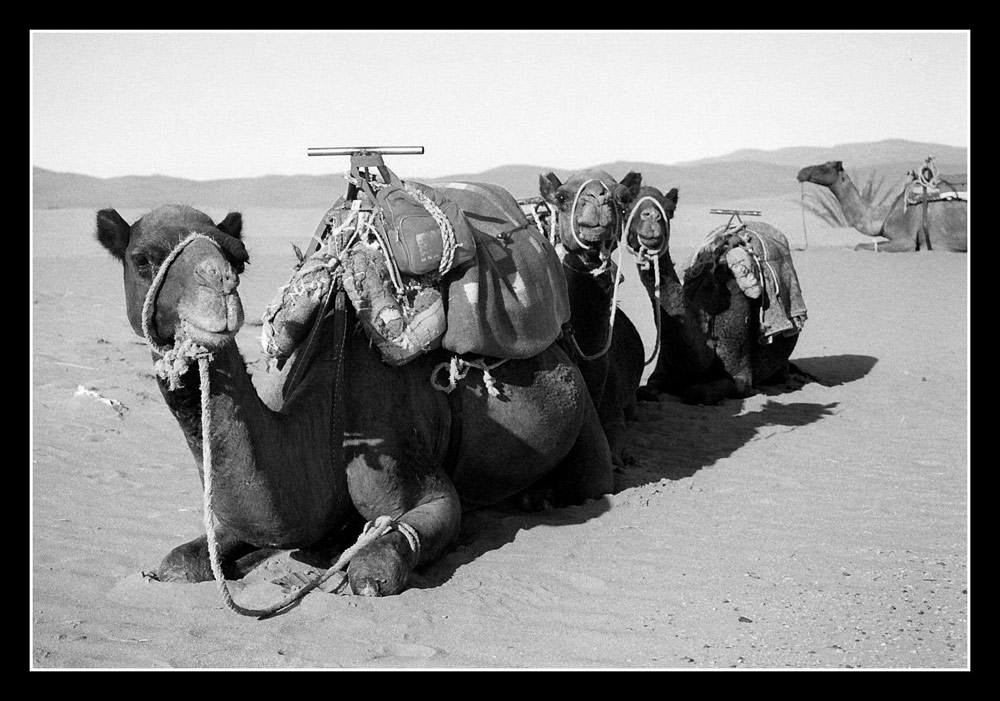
xmin=131 ymin=253 xmax=153 ymax=275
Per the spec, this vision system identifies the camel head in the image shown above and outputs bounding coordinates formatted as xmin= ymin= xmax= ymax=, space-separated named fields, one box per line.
xmin=796 ymin=160 xmax=845 ymax=188
xmin=624 ymin=185 xmax=678 ymax=256
xmin=95 ymin=204 xmax=250 ymax=351
xmin=539 ymin=169 xmax=642 ymax=254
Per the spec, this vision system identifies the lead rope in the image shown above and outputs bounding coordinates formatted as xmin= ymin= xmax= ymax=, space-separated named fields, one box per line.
xmin=567 ymin=178 xmax=609 ymax=251
xmin=799 ymin=183 xmax=810 ymax=251
xmin=621 ymin=196 xmax=669 ymax=367
xmin=639 ymin=251 xmax=662 ymax=367
xmin=142 ymin=233 xmax=412 ymax=619
xmin=565 ymin=219 xmax=628 ymax=361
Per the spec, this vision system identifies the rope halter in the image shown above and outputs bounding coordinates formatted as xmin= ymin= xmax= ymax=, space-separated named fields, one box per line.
xmin=141 ymin=224 xmax=422 ymax=617
xmin=140 ymin=232 xmax=223 ymax=390
xmin=623 ymin=194 xmax=671 ymax=261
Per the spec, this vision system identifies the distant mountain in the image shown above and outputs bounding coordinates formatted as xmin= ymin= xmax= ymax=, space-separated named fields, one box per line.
xmin=32 ymin=139 xmax=967 ymax=210
xmin=676 ymin=138 xmax=967 ymax=169
xmin=31 ymin=168 xmax=345 ymax=211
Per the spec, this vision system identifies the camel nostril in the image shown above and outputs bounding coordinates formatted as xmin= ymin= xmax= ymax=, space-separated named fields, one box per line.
xmin=194 ymin=260 xmax=223 ymax=287
xmin=194 ymin=259 xmax=239 ymax=293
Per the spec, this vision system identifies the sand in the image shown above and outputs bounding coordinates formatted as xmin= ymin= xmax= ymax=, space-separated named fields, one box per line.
xmin=31 ymin=203 xmax=968 ymax=669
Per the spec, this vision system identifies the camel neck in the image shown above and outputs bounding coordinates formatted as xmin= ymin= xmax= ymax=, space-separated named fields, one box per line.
xmin=154 ymin=340 xmax=348 ymax=548
xmin=638 ymin=252 xmax=685 ymax=317
xmin=828 ymin=173 xmax=885 ymax=237
xmin=562 ymin=256 xmax=615 ymax=354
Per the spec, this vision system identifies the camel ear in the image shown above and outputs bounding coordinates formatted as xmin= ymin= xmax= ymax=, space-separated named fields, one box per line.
xmin=832 ymin=161 xmax=843 ymax=171
xmin=620 ymin=171 xmax=642 ymax=191
xmin=615 ymin=171 xmax=643 ymax=206
xmin=95 ymin=208 xmax=131 ymax=262
xmin=665 ymin=187 xmax=679 ymax=206
xmin=539 ymin=173 xmax=566 ymax=206
xmin=216 ymin=211 xmax=243 ymax=239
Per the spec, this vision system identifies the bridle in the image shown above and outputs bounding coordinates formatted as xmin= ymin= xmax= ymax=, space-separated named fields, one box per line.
xmin=622 ymin=195 xmax=672 ymax=368
xmin=139 ymin=226 xmax=408 ymax=619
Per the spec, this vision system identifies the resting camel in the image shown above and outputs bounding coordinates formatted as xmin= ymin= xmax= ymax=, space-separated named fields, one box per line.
xmin=538 ymin=169 xmax=644 ymax=467
xmin=95 ymin=202 xmax=614 ymax=599
xmin=796 ymin=159 xmax=967 ymax=252
xmin=623 ymin=187 xmax=807 ymax=405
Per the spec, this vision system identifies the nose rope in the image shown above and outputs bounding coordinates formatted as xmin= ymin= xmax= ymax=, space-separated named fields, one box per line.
xmin=640 ymin=252 xmax=662 ymax=368
xmin=620 ymin=196 xmax=669 ymax=367
xmin=567 ymin=178 xmax=611 ymax=251
xmin=142 ymin=230 xmax=414 ymax=618
xmin=566 ymin=220 xmax=629 ymax=361
xmin=623 ymin=195 xmax=671 ymax=257
xmin=140 ymin=232 xmax=221 ymax=389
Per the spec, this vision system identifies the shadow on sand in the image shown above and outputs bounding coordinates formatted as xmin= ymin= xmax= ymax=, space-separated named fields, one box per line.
xmin=264 ymin=353 xmax=877 ymax=598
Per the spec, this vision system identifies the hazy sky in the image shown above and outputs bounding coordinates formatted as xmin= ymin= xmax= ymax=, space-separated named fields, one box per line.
xmin=30 ymin=30 xmax=970 ymax=181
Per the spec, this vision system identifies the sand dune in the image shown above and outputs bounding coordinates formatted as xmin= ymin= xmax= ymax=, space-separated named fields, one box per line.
xmin=31 ymin=203 xmax=968 ymax=669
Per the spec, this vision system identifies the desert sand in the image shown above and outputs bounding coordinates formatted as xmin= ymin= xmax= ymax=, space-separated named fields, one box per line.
xmin=31 ymin=199 xmax=968 ymax=669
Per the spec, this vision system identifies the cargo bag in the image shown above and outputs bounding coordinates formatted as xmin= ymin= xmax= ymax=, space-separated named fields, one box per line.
xmin=442 ymin=224 xmax=571 ymax=359
xmin=358 ymin=167 xmax=477 ymax=277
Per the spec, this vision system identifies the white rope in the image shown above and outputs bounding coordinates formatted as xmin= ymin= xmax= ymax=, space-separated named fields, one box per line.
xmin=430 ymin=355 xmax=508 ymax=397
xmin=566 ymin=221 xmax=629 ymax=362
xmin=566 ymin=178 xmax=609 ymax=251
xmin=141 ymin=230 xmax=415 ymax=617
xmin=622 ymin=195 xmax=671 ymax=257
xmin=402 ymin=181 xmax=459 ymax=276
xmin=640 ymin=252 xmax=662 ymax=368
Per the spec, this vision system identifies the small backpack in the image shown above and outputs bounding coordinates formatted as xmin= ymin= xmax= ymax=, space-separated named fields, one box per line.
xmin=358 ymin=167 xmax=477 ymax=277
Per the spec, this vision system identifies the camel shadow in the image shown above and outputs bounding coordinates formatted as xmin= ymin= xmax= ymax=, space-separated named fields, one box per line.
xmin=271 ymin=495 xmax=612 ymax=595
xmin=786 ymin=354 xmax=878 ymax=388
xmin=618 ymin=397 xmax=840 ymax=486
xmin=616 ymin=353 xmax=876 ymax=487
xmin=275 ymin=354 xmax=875 ymax=595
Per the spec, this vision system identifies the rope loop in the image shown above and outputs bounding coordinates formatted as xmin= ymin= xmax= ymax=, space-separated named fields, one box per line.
xmin=139 ymin=232 xmax=223 ymax=388
xmin=401 ymin=181 xmax=459 ymax=276
xmin=139 ymin=229 xmax=410 ymax=618
xmin=623 ymin=194 xmax=671 ymax=258
xmin=565 ymin=218 xmax=631 ymax=362
xmin=430 ymin=355 xmax=508 ymax=397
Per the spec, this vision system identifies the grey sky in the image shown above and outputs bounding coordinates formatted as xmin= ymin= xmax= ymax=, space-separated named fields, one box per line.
xmin=30 ymin=30 xmax=970 ymax=181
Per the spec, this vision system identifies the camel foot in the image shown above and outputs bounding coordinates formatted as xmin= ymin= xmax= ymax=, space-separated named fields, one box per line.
xmin=347 ymin=532 xmax=414 ymax=597
xmin=154 ymin=534 xmax=259 ymax=583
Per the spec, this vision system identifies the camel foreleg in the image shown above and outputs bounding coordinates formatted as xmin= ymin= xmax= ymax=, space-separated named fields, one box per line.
xmin=155 ymin=529 xmax=261 ymax=583
xmin=346 ymin=466 xmax=462 ymax=597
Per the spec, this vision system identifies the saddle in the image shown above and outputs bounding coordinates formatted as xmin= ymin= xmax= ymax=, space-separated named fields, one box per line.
xmin=686 ymin=222 xmax=807 ymax=343
xmin=904 ymin=157 xmax=968 ymax=206
xmin=262 ymin=179 xmax=570 ymax=368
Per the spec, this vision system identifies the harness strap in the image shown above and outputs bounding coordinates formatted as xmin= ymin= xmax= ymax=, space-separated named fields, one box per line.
xmin=142 ymin=232 xmax=413 ymax=617
xmin=623 ymin=194 xmax=671 ymax=258
xmin=430 ymin=355 xmax=509 ymax=397
xmin=567 ymin=178 xmax=608 ymax=251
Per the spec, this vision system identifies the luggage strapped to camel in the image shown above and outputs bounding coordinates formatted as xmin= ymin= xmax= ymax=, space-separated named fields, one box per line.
xmin=261 ymin=147 xmax=571 ymax=396
xmin=688 ymin=209 xmax=807 ymax=344
xmin=901 ymin=156 xmax=968 ymax=252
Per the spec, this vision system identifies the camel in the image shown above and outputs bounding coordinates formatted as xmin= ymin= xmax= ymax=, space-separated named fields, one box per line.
xmin=623 ymin=188 xmax=807 ymax=405
xmin=95 ymin=201 xmax=614 ymax=599
xmin=538 ymin=169 xmax=644 ymax=467
xmin=796 ymin=159 xmax=967 ymax=252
